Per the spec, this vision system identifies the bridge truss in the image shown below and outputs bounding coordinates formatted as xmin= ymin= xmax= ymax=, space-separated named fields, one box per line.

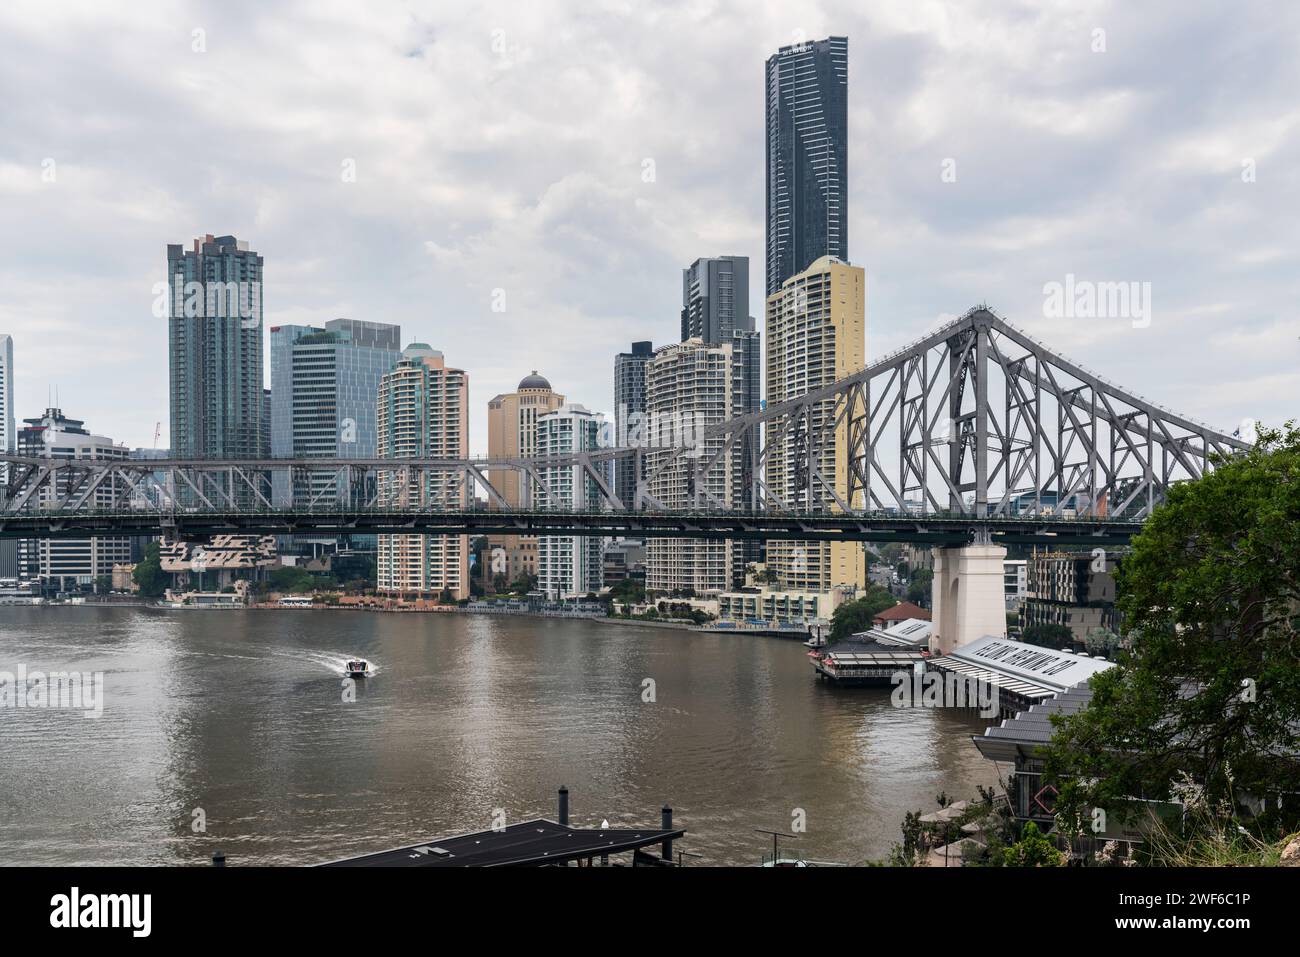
xmin=0 ymin=308 xmax=1249 ymax=542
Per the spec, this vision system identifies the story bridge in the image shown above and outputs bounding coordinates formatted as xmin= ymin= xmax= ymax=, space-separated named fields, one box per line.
xmin=0 ymin=306 xmax=1249 ymax=646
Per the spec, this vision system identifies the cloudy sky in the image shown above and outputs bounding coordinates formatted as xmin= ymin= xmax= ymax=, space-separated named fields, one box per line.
xmin=0 ymin=0 xmax=1296 ymax=452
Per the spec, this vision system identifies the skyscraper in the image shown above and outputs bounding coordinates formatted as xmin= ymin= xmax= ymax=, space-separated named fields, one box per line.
xmin=536 ymin=403 xmax=605 ymax=600
xmin=681 ymin=256 xmax=750 ymax=343
xmin=680 ymin=256 xmax=761 ymax=584
xmin=0 ymin=336 xmax=15 ymax=577
xmin=269 ymin=319 xmax=402 ymax=507
xmin=613 ymin=341 xmax=653 ymax=507
xmin=375 ymin=344 xmax=469 ymax=600
xmin=0 ymin=335 xmax=12 ymax=461
xmin=486 ymin=372 xmax=566 ymax=587
xmin=644 ymin=339 xmax=749 ymax=593
xmin=167 ymin=234 xmax=265 ymax=460
xmin=765 ymin=255 xmax=865 ymax=592
xmin=765 ymin=36 xmax=848 ymax=296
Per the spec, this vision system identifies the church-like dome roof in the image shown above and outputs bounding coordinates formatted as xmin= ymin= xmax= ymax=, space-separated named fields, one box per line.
xmin=518 ymin=371 xmax=552 ymax=391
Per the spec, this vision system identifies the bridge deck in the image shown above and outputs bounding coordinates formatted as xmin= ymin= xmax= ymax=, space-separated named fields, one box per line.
xmin=0 ymin=507 xmax=1144 ymax=545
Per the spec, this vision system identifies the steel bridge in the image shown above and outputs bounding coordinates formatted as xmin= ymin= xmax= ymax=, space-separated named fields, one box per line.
xmin=0 ymin=307 xmax=1248 ymax=545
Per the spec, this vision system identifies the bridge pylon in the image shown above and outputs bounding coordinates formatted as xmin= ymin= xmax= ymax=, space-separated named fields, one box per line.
xmin=929 ymin=542 xmax=1008 ymax=656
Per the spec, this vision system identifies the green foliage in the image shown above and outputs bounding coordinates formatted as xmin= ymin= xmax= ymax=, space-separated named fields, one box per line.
xmin=268 ymin=565 xmax=337 ymax=593
xmin=886 ymin=810 xmax=924 ymax=866
xmin=1044 ymin=422 xmax=1300 ymax=840
xmin=830 ymin=585 xmax=898 ymax=640
xmin=1002 ymin=822 xmax=1064 ymax=867
xmin=609 ymin=576 xmax=646 ymax=606
xmin=906 ymin=568 xmax=933 ymax=607
xmin=1021 ymin=622 xmax=1074 ymax=650
xmin=1083 ymin=627 xmax=1123 ymax=658
xmin=132 ymin=542 xmax=169 ymax=598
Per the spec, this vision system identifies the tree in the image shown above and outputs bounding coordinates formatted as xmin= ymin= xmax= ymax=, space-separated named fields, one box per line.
xmin=1002 ymin=822 xmax=1064 ymax=867
xmin=906 ymin=568 xmax=933 ymax=607
xmin=132 ymin=542 xmax=169 ymax=598
xmin=1021 ymin=622 xmax=1074 ymax=650
xmin=830 ymin=585 xmax=898 ymax=640
xmin=438 ymin=588 xmax=454 ymax=604
xmin=887 ymin=810 xmax=924 ymax=866
xmin=1044 ymin=423 xmax=1300 ymax=840
xmin=609 ymin=576 xmax=645 ymax=606
xmin=1083 ymin=627 xmax=1123 ymax=659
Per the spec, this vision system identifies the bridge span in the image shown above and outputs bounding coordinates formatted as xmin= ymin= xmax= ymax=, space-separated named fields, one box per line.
xmin=0 ymin=307 xmax=1248 ymax=650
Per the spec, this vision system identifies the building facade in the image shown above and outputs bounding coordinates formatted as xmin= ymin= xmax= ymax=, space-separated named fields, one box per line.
xmin=0 ymin=335 xmax=12 ymax=460
xmin=681 ymin=256 xmax=750 ymax=343
xmin=375 ymin=345 xmax=469 ymax=599
xmin=269 ymin=319 xmax=402 ymax=507
xmin=643 ymin=339 xmax=740 ymax=593
xmin=764 ymin=255 xmax=866 ymax=592
xmin=1021 ymin=549 xmax=1119 ymax=641
xmin=613 ymin=341 xmax=653 ymax=507
xmin=15 ymin=408 xmax=130 ymax=591
xmin=167 ymin=234 xmax=265 ymax=462
xmin=765 ymin=36 xmax=849 ymax=296
xmin=486 ymin=371 xmax=566 ymax=586
xmin=0 ymin=335 xmax=14 ymax=577
xmin=680 ymin=257 xmax=762 ymax=584
xmin=535 ymin=404 xmax=604 ymax=600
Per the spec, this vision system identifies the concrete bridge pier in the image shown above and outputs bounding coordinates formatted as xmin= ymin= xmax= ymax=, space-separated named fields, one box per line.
xmin=929 ymin=540 xmax=1008 ymax=657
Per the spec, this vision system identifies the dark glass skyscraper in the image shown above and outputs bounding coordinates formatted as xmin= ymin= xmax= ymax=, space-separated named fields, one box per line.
xmin=765 ymin=36 xmax=848 ymax=296
xmin=167 ymin=234 xmax=265 ymax=460
xmin=681 ymin=256 xmax=749 ymax=343
xmin=613 ymin=341 xmax=653 ymax=506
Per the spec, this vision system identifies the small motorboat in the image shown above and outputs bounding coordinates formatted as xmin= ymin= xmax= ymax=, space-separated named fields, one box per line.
xmin=345 ymin=659 xmax=370 ymax=679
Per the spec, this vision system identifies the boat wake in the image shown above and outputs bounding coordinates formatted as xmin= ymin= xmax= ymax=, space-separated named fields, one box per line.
xmin=304 ymin=651 xmax=380 ymax=678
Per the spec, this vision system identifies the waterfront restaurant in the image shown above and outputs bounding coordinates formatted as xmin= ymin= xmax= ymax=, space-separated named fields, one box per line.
xmin=811 ymin=618 xmax=932 ymax=685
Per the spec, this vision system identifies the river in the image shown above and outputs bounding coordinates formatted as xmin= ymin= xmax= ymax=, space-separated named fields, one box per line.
xmin=0 ymin=606 xmax=998 ymax=866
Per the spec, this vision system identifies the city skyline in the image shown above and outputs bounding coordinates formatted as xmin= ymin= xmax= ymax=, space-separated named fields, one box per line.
xmin=1 ymin=3 xmax=1298 ymax=457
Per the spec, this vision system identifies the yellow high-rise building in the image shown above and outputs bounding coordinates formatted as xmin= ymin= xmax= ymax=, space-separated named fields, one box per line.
xmin=764 ymin=255 xmax=866 ymax=592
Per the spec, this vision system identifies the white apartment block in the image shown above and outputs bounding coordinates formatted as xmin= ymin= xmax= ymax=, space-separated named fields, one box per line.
xmin=375 ymin=344 xmax=469 ymax=599
xmin=644 ymin=338 xmax=739 ymax=594
xmin=536 ymin=404 xmax=604 ymax=600
xmin=15 ymin=408 xmax=130 ymax=590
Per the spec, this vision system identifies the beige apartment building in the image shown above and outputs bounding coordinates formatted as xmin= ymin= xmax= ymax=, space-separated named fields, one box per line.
xmin=644 ymin=339 xmax=740 ymax=594
xmin=764 ymin=255 xmax=866 ymax=592
xmin=486 ymin=372 xmax=565 ymax=587
xmin=376 ymin=344 xmax=469 ymax=599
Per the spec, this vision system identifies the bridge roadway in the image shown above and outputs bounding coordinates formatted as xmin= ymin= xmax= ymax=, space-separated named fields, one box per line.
xmin=0 ymin=506 xmax=1144 ymax=546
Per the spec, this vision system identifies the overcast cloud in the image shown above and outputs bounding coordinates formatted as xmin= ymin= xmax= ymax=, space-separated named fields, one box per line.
xmin=0 ymin=0 xmax=1296 ymax=451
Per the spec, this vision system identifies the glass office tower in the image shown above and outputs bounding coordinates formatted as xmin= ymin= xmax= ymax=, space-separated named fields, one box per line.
xmin=765 ymin=36 xmax=849 ymax=296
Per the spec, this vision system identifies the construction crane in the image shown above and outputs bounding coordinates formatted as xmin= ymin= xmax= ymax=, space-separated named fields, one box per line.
xmin=152 ymin=422 xmax=161 ymax=450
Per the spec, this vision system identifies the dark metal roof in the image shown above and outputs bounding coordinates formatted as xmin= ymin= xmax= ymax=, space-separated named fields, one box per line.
xmin=319 ymin=819 xmax=685 ymax=868
xmin=971 ymin=684 xmax=1096 ymax=762
xmin=823 ymin=637 xmax=925 ymax=659
xmin=518 ymin=371 xmax=552 ymax=391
